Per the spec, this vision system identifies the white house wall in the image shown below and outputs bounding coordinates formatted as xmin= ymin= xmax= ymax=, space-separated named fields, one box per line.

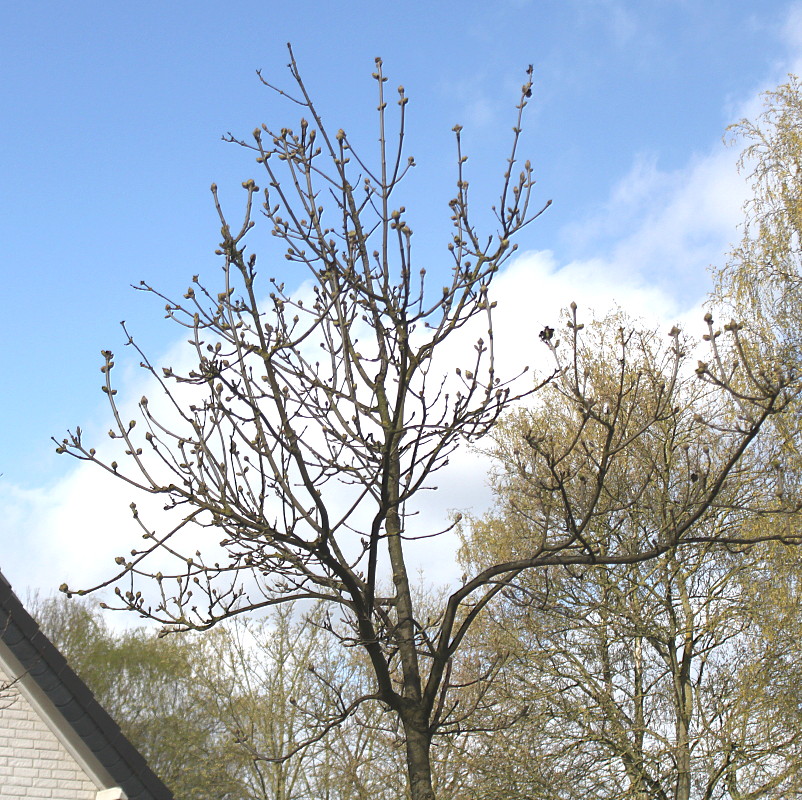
xmin=0 ymin=662 xmax=99 ymax=799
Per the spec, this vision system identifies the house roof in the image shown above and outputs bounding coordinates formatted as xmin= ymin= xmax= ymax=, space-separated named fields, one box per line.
xmin=0 ymin=570 xmax=174 ymax=800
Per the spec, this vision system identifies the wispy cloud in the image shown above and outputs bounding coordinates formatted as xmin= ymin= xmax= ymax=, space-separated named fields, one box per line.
xmin=560 ymin=138 xmax=749 ymax=306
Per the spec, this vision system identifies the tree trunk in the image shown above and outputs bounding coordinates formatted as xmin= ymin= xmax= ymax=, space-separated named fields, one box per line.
xmin=401 ymin=709 xmax=436 ymax=800
xmin=633 ymin=634 xmax=648 ymax=800
xmin=675 ymin=724 xmax=691 ymax=800
xmin=674 ymin=559 xmax=694 ymax=800
xmin=674 ymin=678 xmax=692 ymax=800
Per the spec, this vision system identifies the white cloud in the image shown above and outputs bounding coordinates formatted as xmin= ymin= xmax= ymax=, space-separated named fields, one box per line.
xmin=397 ymin=245 xmax=701 ymax=590
xmin=0 ymin=201 xmax=730 ymax=606
xmin=0 ymin=235 xmax=697 ymax=607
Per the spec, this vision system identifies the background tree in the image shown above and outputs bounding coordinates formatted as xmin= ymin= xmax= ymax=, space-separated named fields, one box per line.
xmin=458 ymin=314 xmax=802 ymax=800
xmin=55 ymin=50 xmax=797 ymax=800
xmin=31 ymin=595 xmax=245 ymax=800
xmin=461 ymin=532 xmax=802 ymax=799
xmin=723 ymin=540 xmax=802 ymax=799
xmin=33 ymin=595 xmax=414 ymax=800
xmin=190 ymin=603 xmax=415 ymax=800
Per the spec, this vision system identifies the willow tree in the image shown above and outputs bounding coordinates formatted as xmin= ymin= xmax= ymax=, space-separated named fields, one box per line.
xmin=56 ymin=49 xmax=797 ymax=800
xmin=714 ymin=74 xmax=802 ymax=506
xmin=717 ymin=74 xmax=802 ymax=352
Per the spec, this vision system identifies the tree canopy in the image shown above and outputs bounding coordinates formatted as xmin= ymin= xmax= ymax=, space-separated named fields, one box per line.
xmin=54 ymin=54 xmax=802 ymax=800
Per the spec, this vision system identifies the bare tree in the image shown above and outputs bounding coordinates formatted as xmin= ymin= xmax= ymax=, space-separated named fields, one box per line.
xmin=56 ymin=49 xmax=797 ymax=800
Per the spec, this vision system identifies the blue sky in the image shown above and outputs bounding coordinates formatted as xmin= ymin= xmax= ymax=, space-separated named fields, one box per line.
xmin=2 ymin=0 xmax=801 ymax=597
